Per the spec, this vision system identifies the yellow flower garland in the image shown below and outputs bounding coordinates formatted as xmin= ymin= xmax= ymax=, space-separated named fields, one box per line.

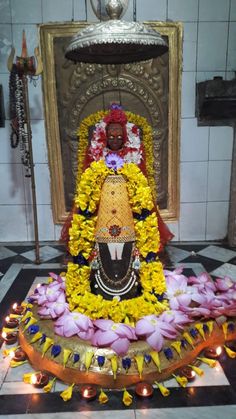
xmin=77 ymin=110 xmax=156 ymax=199
xmin=66 ymin=161 xmax=168 ymax=323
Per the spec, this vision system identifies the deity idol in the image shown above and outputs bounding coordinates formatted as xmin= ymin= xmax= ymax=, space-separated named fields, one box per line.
xmin=64 ymin=104 xmax=173 ymax=306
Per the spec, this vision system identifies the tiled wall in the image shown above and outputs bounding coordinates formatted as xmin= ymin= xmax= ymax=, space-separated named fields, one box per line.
xmin=0 ymin=0 xmax=235 ymax=242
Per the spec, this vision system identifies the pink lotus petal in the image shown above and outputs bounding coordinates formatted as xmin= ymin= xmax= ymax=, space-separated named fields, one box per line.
xmin=91 ymin=330 xmax=103 ymax=346
xmin=215 ymin=277 xmax=234 ymax=291
xmin=146 ymin=330 xmax=163 ymax=351
xmin=78 ymin=328 xmax=94 ymax=341
xmin=94 ymin=319 xmax=114 ymax=331
xmin=96 ymin=330 xmax=118 ymax=346
xmin=63 ymin=322 xmax=80 ymax=337
xmin=54 ymin=325 xmax=64 ymax=336
xmin=111 ymin=337 xmax=130 ymax=355
xmin=135 ymin=318 xmax=156 ymax=335
xmin=115 ymin=324 xmax=136 ymax=340
xmin=38 ymin=306 xmax=50 ymax=317
xmin=177 ymin=294 xmax=192 ymax=307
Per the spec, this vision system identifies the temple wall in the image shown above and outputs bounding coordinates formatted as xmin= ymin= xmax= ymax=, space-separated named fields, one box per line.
xmin=0 ymin=0 xmax=235 ymax=242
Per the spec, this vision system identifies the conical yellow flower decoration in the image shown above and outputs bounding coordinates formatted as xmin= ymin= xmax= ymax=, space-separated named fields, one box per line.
xmin=42 ymin=337 xmax=54 ymax=357
xmin=21 ymin=310 xmax=32 ymax=323
xmin=224 ymin=345 xmax=236 ymax=358
xmin=111 ymin=356 xmax=118 ymax=380
xmin=155 ymin=381 xmax=170 ymax=397
xmin=85 ymin=351 xmax=94 ymax=372
xmin=206 ymin=320 xmax=214 ymax=335
xmin=122 ymin=388 xmax=133 ymax=406
xmin=60 ymin=383 xmax=75 ymax=402
xmin=10 ymin=359 xmax=28 ymax=368
xmin=63 ymin=349 xmax=72 ymax=367
xmin=197 ymin=357 xmax=216 ymax=368
xmin=150 ymin=351 xmax=161 ymax=372
xmin=195 ymin=323 xmax=206 ymax=340
xmin=135 ymin=354 xmax=144 ymax=378
xmin=188 ymin=364 xmax=204 ymax=376
xmin=171 ymin=341 xmax=182 ymax=358
xmin=99 ymin=388 xmax=109 ymax=404
xmin=30 ymin=331 xmax=43 ymax=344
xmin=182 ymin=332 xmax=194 ymax=348
xmin=172 ymin=374 xmax=188 ymax=388
xmin=43 ymin=377 xmax=56 ymax=393
xmin=222 ymin=322 xmax=228 ymax=340
xmin=23 ymin=317 xmax=37 ymax=332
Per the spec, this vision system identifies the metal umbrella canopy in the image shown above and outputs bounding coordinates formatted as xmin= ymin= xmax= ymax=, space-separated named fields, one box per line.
xmin=65 ymin=0 xmax=168 ymax=64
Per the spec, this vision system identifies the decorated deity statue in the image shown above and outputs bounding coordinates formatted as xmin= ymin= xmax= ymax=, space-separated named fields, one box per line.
xmin=17 ymin=105 xmax=236 ymax=396
xmin=63 ymin=104 xmax=173 ymax=306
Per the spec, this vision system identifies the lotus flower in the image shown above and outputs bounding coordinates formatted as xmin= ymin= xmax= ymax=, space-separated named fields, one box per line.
xmin=37 ymin=293 xmax=69 ymax=319
xmin=188 ymin=272 xmax=216 ymax=293
xmin=135 ymin=315 xmax=177 ymax=352
xmin=49 ymin=272 xmax=66 ymax=288
xmin=54 ymin=311 xmax=94 ymax=340
xmin=164 ymin=269 xmax=192 ymax=309
xmin=215 ymin=276 xmax=235 ymax=292
xmin=105 ymin=153 xmax=124 ymax=170
xmin=92 ymin=319 xmax=137 ymax=355
xmin=158 ymin=309 xmax=191 ymax=330
xmin=31 ymin=277 xmax=65 ymax=306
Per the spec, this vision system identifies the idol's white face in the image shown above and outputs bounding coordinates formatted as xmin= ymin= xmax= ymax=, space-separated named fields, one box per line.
xmin=106 ymin=123 xmax=124 ymax=151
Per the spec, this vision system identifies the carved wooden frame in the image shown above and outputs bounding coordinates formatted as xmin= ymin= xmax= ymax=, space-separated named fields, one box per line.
xmin=39 ymin=21 xmax=182 ymax=224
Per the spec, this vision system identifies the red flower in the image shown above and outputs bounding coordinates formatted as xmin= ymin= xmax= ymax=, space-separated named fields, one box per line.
xmin=131 ymin=125 xmax=139 ymax=134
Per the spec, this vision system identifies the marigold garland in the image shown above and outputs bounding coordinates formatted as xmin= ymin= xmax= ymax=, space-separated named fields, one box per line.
xmin=67 ymin=160 xmax=167 ymax=323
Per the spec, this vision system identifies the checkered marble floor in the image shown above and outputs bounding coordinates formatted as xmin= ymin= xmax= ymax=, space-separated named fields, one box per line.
xmin=1 ymin=241 xmax=236 ymax=418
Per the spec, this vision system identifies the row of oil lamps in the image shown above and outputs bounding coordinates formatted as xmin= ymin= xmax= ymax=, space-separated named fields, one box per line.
xmin=1 ymin=302 xmax=223 ymax=399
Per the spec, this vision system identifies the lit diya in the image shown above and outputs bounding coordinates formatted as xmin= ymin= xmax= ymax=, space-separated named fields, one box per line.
xmin=135 ymin=382 xmax=154 ymax=398
xmin=31 ymin=372 xmax=49 ymax=388
xmin=12 ymin=348 xmax=27 ymax=362
xmin=179 ymin=366 xmax=196 ymax=382
xmin=204 ymin=346 xmax=222 ymax=359
xmin=12 ymin=303 xmax=24 ymax=315
xmin=1 ymin=331 xmax=18 ymax=345
xmin=5 ymin=316 xmax=19 ymax=329
xmin=81 ymin=385 xmax=97 ymax=400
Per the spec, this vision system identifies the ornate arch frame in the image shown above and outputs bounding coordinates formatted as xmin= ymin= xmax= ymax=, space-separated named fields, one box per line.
xmin=40 ymin=21 xmax=182 ymax=224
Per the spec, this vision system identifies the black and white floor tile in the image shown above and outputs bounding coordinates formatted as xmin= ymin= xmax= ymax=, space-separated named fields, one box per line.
xmin=1 ymin=241 xmax=236 ymax=418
